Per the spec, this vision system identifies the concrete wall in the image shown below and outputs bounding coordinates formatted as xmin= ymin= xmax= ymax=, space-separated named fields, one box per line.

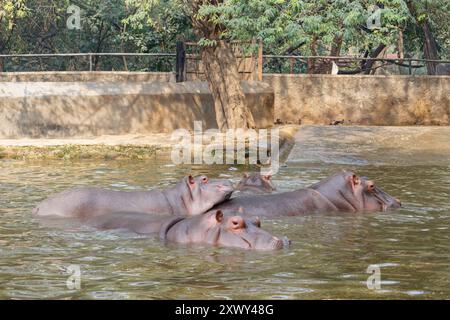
xmin=0 ymin=71 xmax=175 ymax=83
xmin=0 ymin=72 xmax=448 ymax=139
xmin=263 ymin=74 xmax=450 ymax=125
xmin=0 ymin=79 xmax=273 ymax=138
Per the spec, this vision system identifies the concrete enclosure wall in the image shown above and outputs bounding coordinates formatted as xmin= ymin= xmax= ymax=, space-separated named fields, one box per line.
xmin=263 ymin=74 xmax=450 ymax=125
xmin=0 ymin=78 xmax=274 ymax=138
xmin=0 ymin=72 xmax=448 ymax=138
xmin=0 ymin=71 xmax=175 ymax=83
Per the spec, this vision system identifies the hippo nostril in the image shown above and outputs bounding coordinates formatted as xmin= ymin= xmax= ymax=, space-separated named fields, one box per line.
xmin=281 ymin=236 xmax=291 ymax=248
xmin=272 ymin=238 xmax=284 ymax=249
xmin=270 ymin=236 xmax=286 ymax=249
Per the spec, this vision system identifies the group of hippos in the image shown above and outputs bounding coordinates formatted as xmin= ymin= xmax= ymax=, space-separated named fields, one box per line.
xmin=33 ymin=170 xmax=401 ymax=251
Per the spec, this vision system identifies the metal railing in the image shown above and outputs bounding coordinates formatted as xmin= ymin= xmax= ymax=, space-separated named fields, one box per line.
xmin=0 ymin=53 xmax=176 ymax=72
xmin=263 ymin=55 xmax=450 ymax=75
xmin=0 ymin=52 xmax=449 ymax=75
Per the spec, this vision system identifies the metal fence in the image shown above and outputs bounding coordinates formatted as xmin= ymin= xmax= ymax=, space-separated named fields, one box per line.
xmin=0 ymin=52 xmax=449 ymax=76
xmin=263 ymin=55 xmax=450 ymax=75
xmin=0 ymin=53 xmax=176 ymax=72
xmin=176 ymin=40 xmax=263 ymax=82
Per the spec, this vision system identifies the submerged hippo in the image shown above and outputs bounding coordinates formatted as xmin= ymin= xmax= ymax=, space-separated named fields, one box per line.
xmin=211 ymin=171 xmax=401 ymax=217
xmin=33 ymin=175 xmax=234 ymax=218
xmin=235 ymin=173 xmax=276 ymax=194
xmin=87 ymin=210 xmax=289 ymax=250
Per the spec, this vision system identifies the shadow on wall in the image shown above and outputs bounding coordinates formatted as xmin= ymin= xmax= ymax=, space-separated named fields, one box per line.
xmin=0 ymin=80 xmax=274 ymax=138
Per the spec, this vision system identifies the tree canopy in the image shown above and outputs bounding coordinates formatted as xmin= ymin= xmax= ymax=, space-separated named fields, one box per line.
xmin=0 ymin=0 xmax=448 ymax=72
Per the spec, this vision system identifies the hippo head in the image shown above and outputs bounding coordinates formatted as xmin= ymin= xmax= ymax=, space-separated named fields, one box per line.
xmin=236 ymin=172 xmax=276 ymax=193
xmin=184 ymin=175 xmax=234 ymax=216
xmin=167 ymin=210 xmax=289 ymax=250
xmin=310 ymin=171 xmax=401 ymax=212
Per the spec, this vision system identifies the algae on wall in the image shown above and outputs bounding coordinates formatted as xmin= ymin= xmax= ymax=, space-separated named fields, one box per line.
xmin=0 ymin=145 xmax=162 ymax=160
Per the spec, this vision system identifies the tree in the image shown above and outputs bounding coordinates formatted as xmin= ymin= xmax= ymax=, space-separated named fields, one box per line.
xmin=0 ymin=0 xmax=27 ymax=71
xmin=1 ymin=0 xmax=448 ymax=75
xmin=121 ymin=0 xmax=192 ymax=70
xmin=182 ymin=0 xmax=256 ymax=131
xmin=405 ymin=0 xmax=448 ymax=74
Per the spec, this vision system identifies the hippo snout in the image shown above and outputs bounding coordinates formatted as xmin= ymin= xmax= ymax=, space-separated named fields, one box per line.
xmin=384 ymin=196 xmax=402 ymax=210
xmin=217 ymin=184 xmax=234 ymax=193
xmin=272 ymin=236 xmax=290 ymax=249
xmin=281 ymin=236 xmax=291 ymax=248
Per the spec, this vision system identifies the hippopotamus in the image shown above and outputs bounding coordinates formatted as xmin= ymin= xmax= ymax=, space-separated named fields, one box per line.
xmin=235 ymin=173 xmax=276 ymax=194
xmin=211 ymin=171 xmax=401 ymax=217
xmin=33 ymin=175 xmax=234 ymax=218
xmin=87 ymin=210 xmax=290 ymax=250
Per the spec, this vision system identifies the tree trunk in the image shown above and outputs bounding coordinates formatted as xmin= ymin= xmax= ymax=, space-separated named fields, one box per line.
xmin=325 ymin=35 xmax=343 ymax=73
xmin=422 ymin=21 xmax=439 ymax=75
xmin=122 ymin=2 xmax=129 ymax=71
xmin=363 ymin=44 xmax=386 ymax=74
xmin=201 ymin=40 xmax=255 ymax=131
xmin=307 ymin=36 xmax=318 ymax=74
xmin=0 ymin=57 xmax=3 ymax=72
xmin=397 ymin=28 xmax=404 ymax=61
xmin=406 ymin=0 xmax=439 ymax=75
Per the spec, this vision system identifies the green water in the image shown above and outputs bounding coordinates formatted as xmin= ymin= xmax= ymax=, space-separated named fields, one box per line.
xmin=1 ymin=127 xmax=449 ymax=299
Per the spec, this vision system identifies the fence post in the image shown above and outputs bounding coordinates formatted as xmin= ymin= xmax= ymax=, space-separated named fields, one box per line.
xmin=408 ymin=59 xmax=412 ymax=75
xmin=258 ymin=40 xmax=263 ymax=81
xmin=176 ymin=41 xmax=186 ymax=82
xmin=89 ymin=53 xmax=93 ymax=71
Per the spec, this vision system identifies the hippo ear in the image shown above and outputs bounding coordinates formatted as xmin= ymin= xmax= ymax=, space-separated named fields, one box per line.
xmin=242 ymin=172 xmax=249 ymax=178
xmin=251 ymin=216 xmax=261 ymax=228
xmin=347 ymin=174 xmax=360 ymax=193
xmin=186 ymin=175 xmax=195 ymax=188
xmin=215 ymin=210 xmax=224 ymax=223
xmin=263 ymin=175 xmax=272 ymax=181
xmin=238 ymin=206 xmax=245 ymax=214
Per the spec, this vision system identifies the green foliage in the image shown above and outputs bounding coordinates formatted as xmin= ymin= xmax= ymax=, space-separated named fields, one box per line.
xmin=0 ymin=0 xmax=28 ymax=51
xmin=0 ymin=0 xmax=448 ymax=70
xmin=193 ymin=0 xmax=417 ymax=56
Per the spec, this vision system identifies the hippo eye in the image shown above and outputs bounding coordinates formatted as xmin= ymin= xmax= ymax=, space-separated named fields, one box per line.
xmin=202 ymin=177 xmax=208 ymax=183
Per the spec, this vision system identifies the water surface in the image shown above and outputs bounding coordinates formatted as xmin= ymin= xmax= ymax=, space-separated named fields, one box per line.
xmin=1 ymin=126 xmax=449 ymax=299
